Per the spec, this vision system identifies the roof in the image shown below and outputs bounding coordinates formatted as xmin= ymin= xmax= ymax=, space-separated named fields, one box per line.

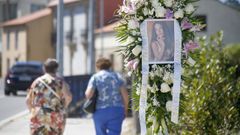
xmin=48 ymin=0 xmax=80 ymax=7
xmin=14 ymin=61 xmax=43 ymax=66
xmin=95 ymin=22 xmax=119 ymax=34
xmin=1 ymin=8 xmax=51 ymax=27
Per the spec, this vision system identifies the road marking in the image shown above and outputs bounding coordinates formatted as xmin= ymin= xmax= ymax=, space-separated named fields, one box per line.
xmin=0 ymin=110 xmax=28 ymax=129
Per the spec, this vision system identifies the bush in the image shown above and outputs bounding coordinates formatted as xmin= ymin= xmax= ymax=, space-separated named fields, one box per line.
xmin=177 ymin=31 xmax=240 ymax=134
xmin=223 ymin=44 xmax=240 ymax=78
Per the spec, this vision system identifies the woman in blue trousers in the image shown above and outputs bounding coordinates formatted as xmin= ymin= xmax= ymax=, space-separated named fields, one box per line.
xmin=85 ymin=58 xmax=129 ymax=135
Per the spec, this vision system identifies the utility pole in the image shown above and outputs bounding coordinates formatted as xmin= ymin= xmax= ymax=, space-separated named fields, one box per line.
xmin=87 ymin=0 xmax=96 ymax=74
xmin=57 ymin=0 xmax=64 ymax=75
xmin=100 ymin=0 xmax=104 ymax=57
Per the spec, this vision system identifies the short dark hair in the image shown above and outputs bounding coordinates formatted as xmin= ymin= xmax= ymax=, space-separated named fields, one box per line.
xmin=96 ymin=58 xmax=112 ymax=70
xmin=44 ymin=58 xmax=59 ymax=74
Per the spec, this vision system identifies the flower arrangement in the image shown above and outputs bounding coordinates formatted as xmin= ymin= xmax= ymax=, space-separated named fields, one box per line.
xmin=115 ymin=0 xmax=204 ymax=133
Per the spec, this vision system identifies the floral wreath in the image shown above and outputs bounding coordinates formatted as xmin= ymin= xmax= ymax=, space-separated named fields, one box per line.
xmin=115 ymin=0 xmax=205 ymax=134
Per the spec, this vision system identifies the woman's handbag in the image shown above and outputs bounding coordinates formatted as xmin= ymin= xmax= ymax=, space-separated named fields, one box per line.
xmin=83 ymin=90 xmax=98 ymax=114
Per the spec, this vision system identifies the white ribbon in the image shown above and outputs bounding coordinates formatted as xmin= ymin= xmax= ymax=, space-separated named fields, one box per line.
xmin=140 ymin=21 xmax=149 ymax=135
xmin=140 ymin=19 xmax=182 ymax=135
xmin=171 ymin=20 xmax=182 ymax=123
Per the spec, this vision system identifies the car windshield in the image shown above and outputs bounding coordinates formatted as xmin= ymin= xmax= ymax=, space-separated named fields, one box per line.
xmin=11 ymin=65 xmax=43 ymax=74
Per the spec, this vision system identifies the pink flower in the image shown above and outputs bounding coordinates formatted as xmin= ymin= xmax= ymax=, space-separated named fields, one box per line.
xmin=125 ymin=60 xmax=134 ymax=70
xmin=165 ymin=9 xmax=173 ymax=19
xmin=125 ymin=59 xmax=139 ymax=70
xmin=121 ymin=0 xmax=137 ymax=14
xmin=133 ymin=59 xmax=139 ymax=70
xmin=181 ymin=18 xmax=193 ymax=30
xmin=184 ymin=40 xmax=199 ymax=54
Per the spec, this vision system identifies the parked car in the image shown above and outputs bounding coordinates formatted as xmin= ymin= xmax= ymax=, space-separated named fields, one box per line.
xmin=4 ymin=61 xmax=44 ymax=96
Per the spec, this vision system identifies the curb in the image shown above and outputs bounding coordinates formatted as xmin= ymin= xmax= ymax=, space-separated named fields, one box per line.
xmin=0 ymin=110 xmax=28 ymax=129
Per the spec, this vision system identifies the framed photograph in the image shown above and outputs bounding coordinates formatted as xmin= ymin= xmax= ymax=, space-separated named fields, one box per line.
xmin=146 ymin=19 xmax=175 ymax=64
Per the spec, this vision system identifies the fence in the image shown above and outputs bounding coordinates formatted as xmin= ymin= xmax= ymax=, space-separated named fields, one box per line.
xmin=64 ymin=75 xmax=92 ymax=117
xmin=64 ymin=74 xmax=133 ymax=118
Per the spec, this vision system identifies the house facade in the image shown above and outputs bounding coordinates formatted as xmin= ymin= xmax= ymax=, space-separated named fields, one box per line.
xmin=95 ymin=23 xmax=124 ymax=73
xmin=1 ymin=9 xmax=54 ymax=77
xmin=0 ymin=0 xmax=50 ymax=76
xmin=196 ymin=0 xmax=240 ymax=44
xmin=49 ymin=0 xmax=122 ymax=76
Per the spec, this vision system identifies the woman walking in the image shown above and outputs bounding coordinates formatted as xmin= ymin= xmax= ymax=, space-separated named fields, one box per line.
xmin=26 ymin=58 xmax=72 ymax=135
xmin=85 ymin=58 xmax=129 ymax=135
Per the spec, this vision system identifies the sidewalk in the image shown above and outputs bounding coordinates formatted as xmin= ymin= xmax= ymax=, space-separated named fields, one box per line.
xmin=0 ymin=112 xmax=136 ymax=135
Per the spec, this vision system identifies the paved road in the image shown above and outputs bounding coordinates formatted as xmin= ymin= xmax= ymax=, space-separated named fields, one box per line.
xmin=0 ymin=90 xmax=27 ymax=122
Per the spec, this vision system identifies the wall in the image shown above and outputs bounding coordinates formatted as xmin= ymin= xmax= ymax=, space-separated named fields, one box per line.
xmin=63 ymin=4 xmax=88 ymax=76
xmin=196 ymin=0 xmax=240 ymax=44
xmin=95 ymin=32 xmax=124 ymax=73
xmin=27 ymin=13 xmax=54 ymax=62
xmin=1 ymin=26 xmax=27 ymax=77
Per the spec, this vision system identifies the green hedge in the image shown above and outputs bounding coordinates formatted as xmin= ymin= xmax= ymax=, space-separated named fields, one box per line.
xmin=176 ymin=32 xmax=240 ymax=134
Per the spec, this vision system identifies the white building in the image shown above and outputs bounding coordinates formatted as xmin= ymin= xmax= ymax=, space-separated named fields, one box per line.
xmin=49 ymin=0 xmax=122 ymax=76
xmin=95 ymin=22 xmax=124 ymax=73
xmin=196 ymin=0 xmax=240 ymax=44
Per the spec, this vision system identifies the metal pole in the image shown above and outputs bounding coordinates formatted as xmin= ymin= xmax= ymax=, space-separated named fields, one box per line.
xmin=87 ymin=0 xmax=96 ymax=74
xmin=57 ymin=0 xmax=64 ymax=75
xmin=100 ymin=0 xmax=104 ymax=57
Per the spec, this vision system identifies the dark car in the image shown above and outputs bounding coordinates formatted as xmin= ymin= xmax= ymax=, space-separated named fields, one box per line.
xmin=4 ymin=61 xmax=44 ymax=96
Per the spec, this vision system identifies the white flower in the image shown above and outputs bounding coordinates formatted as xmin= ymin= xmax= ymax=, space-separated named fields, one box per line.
xmin=151 ymin=0 xmax=160 ymax=8
xmin=128 ymin=19 xmax=140 ymax=29
xmin=174 ymin=9 xmax=184 ymax=19
xmin=126 ymin=36 xmax=135 ymax=45
xmin=143 ymin=7 xmax=149 ymax=16
xmin=149 ymin=8 xmax=154 ymax=15
xmin=138 ymin=16 xmax=144 ymax=21
xmin=148 ymin=115 xmax=155 ymax=122
xmin=155 ymin=67 xmax=163 ymax=77
xmin=163 ymin=72 xmax=173 ymax=84
xmin=155 ymin=6 xmax=166 ymax=18
xmin=153 ymin=83 xmax=159 ymax=91
xmin=149 ymin=71 xmax=155 ymax=79
xmin=127 ymin=71 xmax=132 ymax=76
xmin=164 ymin=0 xmax=173 ymax=7
xmin=160 ymin=83 xmax=171 ymax=93
xmin=132 ymin=31 xmax=137 ymax=36
xmin=138 ymin=37 xmax=142 ymax=41
xmin=185 ymin=4 xmax=195 ymax=14
xmin=151 ymin=64 xmax=157 ymax=70
xmin=136 ymin=84 xmax=141 ymax=95
xmin=132 ymin=45 xmax=141 ymax=56
xmin=153 ymin=97 xmax=160 ymax=107
xmin=187 ymin=56 xmax=196 ymax=66
xmin=166 ymin=100 xmax=172 ymax=112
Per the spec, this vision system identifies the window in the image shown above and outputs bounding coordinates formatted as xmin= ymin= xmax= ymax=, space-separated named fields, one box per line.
xmin=2 ymin=3 xmax=17 ymax=21
xmin=195 ymin=15 xmax=207 ymax=31
xmin=31 ymin=4 xmax=45 ymax=13
xmin=15 ymin=57 xmax=19 ymax=63
xmin=7 ymin=58 xmax=10 ymax=70
xmin=6 ymin=31 xmax=10 ymax=50
xmin=15 ymin=30 xmax=18 ymax=49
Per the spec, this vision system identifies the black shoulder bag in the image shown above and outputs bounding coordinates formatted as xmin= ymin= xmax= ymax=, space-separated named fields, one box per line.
xmin=83 ymin=89 xmax=98 ymax=114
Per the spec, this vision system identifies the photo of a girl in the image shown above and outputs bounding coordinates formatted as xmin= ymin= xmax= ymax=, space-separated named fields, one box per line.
xmin=148 ymin=21 xmax=174 ymax=63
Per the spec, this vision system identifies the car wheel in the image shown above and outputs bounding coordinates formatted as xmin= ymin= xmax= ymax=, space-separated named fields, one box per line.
xmin=12 ymin=91 xmax=17 ymax=96
xmin=4 ymin=89 xmax=10 ymax=96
